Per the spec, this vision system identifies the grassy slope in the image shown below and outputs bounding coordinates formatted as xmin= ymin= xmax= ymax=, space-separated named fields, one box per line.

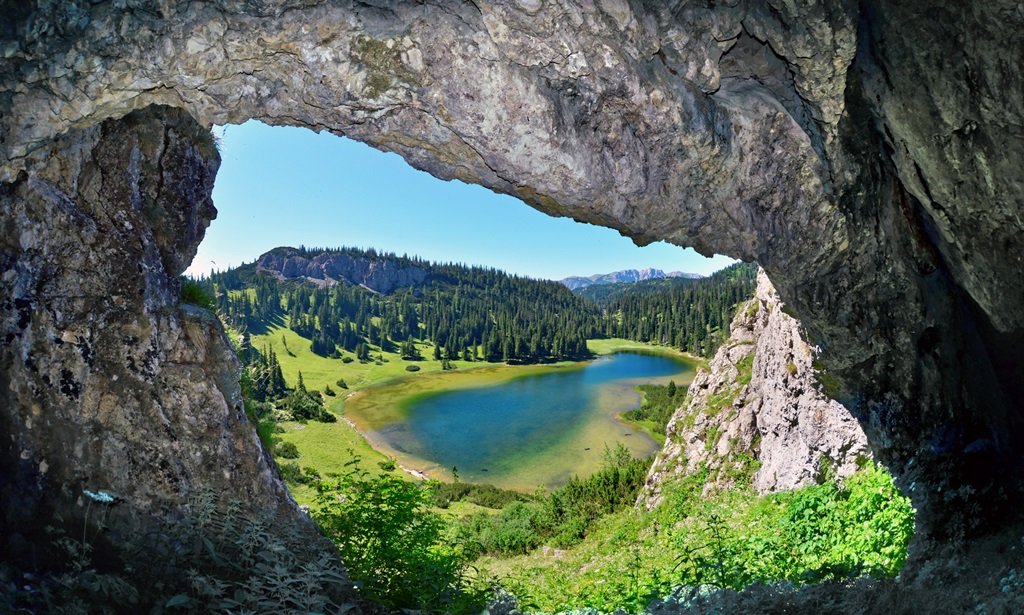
xmin=481 ymin=463 xmax=913 ymax=613
xmin=249 ymin=323 xmax=503 ymax=504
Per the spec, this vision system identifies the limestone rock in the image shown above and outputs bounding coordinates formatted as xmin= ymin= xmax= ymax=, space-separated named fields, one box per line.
xmin=642 ymin=268 xmax=870 ymax=507
xmin=0 ymin=106 xmax=354 ymax=604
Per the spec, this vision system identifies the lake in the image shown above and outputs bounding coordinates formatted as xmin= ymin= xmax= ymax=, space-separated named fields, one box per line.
xmin=346 ymin=352 xmax=694 ymax=491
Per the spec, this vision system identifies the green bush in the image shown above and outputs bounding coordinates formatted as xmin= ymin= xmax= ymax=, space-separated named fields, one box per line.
xmin=274 ymin=441 xmax=300 ymax=459
xmin=336 ymin=378 xmax=348 ymax=389
xmin=623 ymin=382 xmax=685 ymax=433
xmin=430 ymin=482 xmax=528 ymax=510
xmin=180 ymin=279 xmax=216 ymax=310
xmin=279 ymin=461 xmax=302 ymax=483
xmin=405 ymin=364 xmax=421 ymax=372
xmin=313 ymin=468 xmax=490 ymax=612
xmin=457 ymin=444 xmax=650 ymax=557
xmin=672 ymin=461 xmax=915 ymax=589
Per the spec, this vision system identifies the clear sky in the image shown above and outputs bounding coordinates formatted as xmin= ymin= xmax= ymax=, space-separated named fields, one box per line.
xmin=185 ymin=120 xmax=736 ymax=280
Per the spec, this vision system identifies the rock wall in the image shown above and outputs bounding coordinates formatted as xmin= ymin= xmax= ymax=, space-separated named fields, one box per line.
xmin=642 ymin=269 xmax=870 ymax=508
xmin=0 ymin=0 xmax=1022 ymax=602
xmin=0 ymin=106 xmax=352 ymax=602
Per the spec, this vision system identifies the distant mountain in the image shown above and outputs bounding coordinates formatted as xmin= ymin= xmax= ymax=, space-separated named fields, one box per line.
xmin=255 ymin=246 xmax=428 ymax=294
xmin=559 ymin=268 xmax=702 ymax=291
xmin=205 ymin=246 xmax=600 ymax=363
xmin=576 ymin=276 xmax=703 ymax=305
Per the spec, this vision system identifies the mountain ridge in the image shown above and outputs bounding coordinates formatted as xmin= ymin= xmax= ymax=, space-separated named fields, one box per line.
xmin=560 ymin=268 xmax=702 ymax=291
xmin=254 ymin=246 xmax=429 ymax=294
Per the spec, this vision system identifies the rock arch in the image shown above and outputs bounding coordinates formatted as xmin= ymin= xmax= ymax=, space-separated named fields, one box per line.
xmin=2 ymin=0 xmax=1022 ymax=604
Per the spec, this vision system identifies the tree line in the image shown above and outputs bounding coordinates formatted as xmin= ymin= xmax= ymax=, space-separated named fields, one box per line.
xmin=589 ymin=262 xmax=757 ymax=357
xmin=191 ymin=249 xmax=758 ymax=373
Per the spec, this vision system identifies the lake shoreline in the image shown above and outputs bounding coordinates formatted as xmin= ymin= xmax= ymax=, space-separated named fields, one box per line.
xmin=343 ymin=348 xmax=697 ymax=491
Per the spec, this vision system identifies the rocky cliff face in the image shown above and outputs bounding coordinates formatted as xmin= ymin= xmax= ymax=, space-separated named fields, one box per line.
xmin=257 ymin=247 xmax=428 ymax=293
xmin=1 ymin=0 xmax=1022 ymax=605
xmin=643 ymin=269 xmax=870 ymax=508
xmin=0 ymin=106 xmax=353 ymax=604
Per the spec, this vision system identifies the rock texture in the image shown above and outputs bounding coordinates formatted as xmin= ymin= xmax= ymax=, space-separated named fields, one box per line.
xmin=642 ymin=269 xmax=870 ymax=508
xmin=256 ymin=246 xmax=428 ymax=293
xmin=0 ymin=0 xmax=1022 ymax=604
xmin=0 ymin=106 xmax=352 ymax=603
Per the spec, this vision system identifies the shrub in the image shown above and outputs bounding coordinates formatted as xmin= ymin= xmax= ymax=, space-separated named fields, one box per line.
xmin=341 ymin=356 xmax=354 ymax=364
xmin=279 ymin=461 xmax=303 ymax=483
xmin=313 ymin=468 xmax=490 ymax=612
xmin=323 ymin=385 xmax=335 ymax=396
xmin=405 ymin=365 xmax=421 ymax=372
xmin=430 ymin=482 xmax=527 ymax=510
xmin=457 ymin=444 xmax=649 ymax=557
xmin=274 ymin=441 xmax=300 ymax=459
xmin=180 ymin=279 xmax=216 ymax=310
xmin=336 ymin=378 xmax=348 ymax=389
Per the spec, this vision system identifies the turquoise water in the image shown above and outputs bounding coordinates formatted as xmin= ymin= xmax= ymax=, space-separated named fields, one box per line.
xmin=373 ymin=352 xmax=691 ymax=489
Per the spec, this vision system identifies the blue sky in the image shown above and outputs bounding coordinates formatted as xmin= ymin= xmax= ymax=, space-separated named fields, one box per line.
xmin=185 ymin=121 xmax=736 ymax=280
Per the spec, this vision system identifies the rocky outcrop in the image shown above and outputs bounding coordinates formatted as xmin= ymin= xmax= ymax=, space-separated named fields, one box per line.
xmin=642 ymin=269 xmax=870 ymax=507
xmin=0 ymin=0 xmax=1022 ymax=604
xmin=257 ymin=247 xmax=428 ymax=293
xmin=0 ymin=106 xmax=353 ymax=604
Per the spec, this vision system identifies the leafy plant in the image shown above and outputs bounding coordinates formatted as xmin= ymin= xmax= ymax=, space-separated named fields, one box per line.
xmin=180 ymin=278 xmax=216 ymax=310
xmin=274 ymin=440 xmax=300 ymax=459
xmin=456 ymin=444 xmax=650 ymax=557
xmin=313 ymin=465 xmax=491 ymax=612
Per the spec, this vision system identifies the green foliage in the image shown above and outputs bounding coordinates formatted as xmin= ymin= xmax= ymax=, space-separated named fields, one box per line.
xmin=313 ymin=466 xmax=491 ymax=612
xmin=284 ymin=386 xmax=334 ymax=422
xmin=675 ymin=463 xmax=914 ymax=588
xmin=210 ymin=246 xmax=598 ymax=367
xmin=588 ymin=262 xmax=758 ymax=358
xmin=623 ymin=382 xmax=686 ymax=434
xmin=279 ymin=372 xmax=335 ymax=423
xmin=179 ymin=278 xmax=216 ymax=310
xmin=430 ymin=481 xmax=530 ymax=509
xmin=736 ymin=353 xmax=754 ymax=386
xmin=336 ymin=377 xmax=348 ymax=389
xmin=242 ymin=344 xmax=287 ymax=403
xmin=323 ymin=384 xmax=336 ymax=396
xmin=456 ymin=444 xmax=650 ymax=557
xmin=279 ymin=461 xmax=322 ymax=486
xmin=274 ymin=440 xmax=300 ymax=459
xmin=705 ymin=386 xmax=740 ymax=417
xmin=405 ymin=364 xmax=421 ymax=372
xmin=496 ymin=462 xmax=914 ymax=613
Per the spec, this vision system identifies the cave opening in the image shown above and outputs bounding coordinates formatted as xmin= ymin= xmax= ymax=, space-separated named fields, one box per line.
xmin=168 ymin=120 xmax=915 ymax=612
xmin=2 ymin=0 xmax=1022 ymax=611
